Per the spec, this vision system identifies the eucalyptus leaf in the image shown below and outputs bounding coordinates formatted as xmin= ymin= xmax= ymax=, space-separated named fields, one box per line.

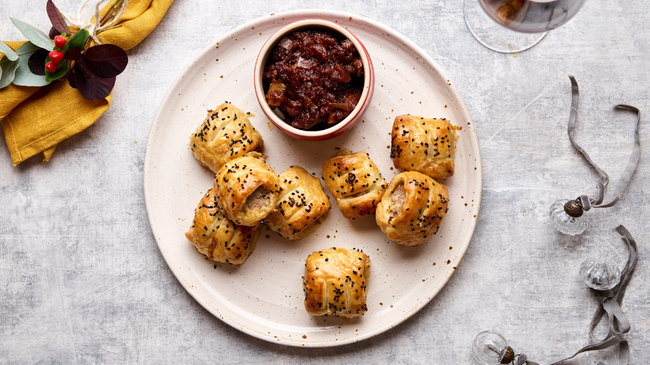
xmin=13 ymin=42 xmax=50 ymax=87
xmin=11 ymin=18 xmax=54 ymax=51
xmin=16 ymin=41 xmax=42 ymax=56
xmin=0 ymin=41 xmax=19 ymax=61
xmin=68 ymin=29 xmax=89 ymax=50
xmin=0 ymin=56 xmax=20 ymax=88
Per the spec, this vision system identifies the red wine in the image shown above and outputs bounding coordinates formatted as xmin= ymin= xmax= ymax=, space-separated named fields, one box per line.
xmin=478 ymin=0 xmax=586 ymax=33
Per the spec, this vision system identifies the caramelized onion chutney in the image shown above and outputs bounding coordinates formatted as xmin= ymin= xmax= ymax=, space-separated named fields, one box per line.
xmin=262 ymin=29 xmax=364 ymax=131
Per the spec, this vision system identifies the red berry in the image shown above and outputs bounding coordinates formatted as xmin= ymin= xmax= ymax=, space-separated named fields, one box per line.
xmin=54 ymin=35 xmax=67 ymax=48
xmin=49 ymin=50 xmax=64 ymax=64
xmin=45 ymin=61 xmax=57 ymax=73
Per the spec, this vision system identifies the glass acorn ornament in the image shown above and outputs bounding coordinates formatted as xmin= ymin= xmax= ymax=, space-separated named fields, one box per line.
xmin=472 ymin=331 xmax=537 ymax=365
xmin=472 ymin=227 xmax=638 ymax=365
xmin=472 ymin=331 xmax=514 ymax=365
xmin=550 ymin=198 xmax=589 ymax=235
xmin=580 ymin=258 xmax=621 ymax=291
xmin=549 ymin=77 xmax=641 ymax=236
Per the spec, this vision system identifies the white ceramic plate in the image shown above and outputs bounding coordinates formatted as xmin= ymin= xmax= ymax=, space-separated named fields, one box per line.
xmin=144 ymin=10 xmax=482 ymax=347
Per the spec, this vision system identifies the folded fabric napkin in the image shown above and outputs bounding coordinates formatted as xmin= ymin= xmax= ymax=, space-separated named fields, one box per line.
xmin=0 ymin=0 xmax=174 ymax=166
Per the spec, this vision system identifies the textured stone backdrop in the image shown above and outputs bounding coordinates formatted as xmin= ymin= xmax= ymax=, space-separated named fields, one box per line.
xmin=1 ymin=0 xmax=649 ymax=364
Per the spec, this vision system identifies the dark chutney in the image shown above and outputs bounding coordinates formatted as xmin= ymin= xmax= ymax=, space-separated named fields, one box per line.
xmin=263 ymin=29 xmax=364 ymax=131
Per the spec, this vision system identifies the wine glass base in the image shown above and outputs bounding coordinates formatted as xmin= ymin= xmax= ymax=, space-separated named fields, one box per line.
xmin=463 ymin=0 xmax=547 ymax=53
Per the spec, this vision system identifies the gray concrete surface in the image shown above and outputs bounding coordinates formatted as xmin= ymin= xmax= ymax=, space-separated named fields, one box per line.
xmin=1 ymin=0 xmax=649 ymax=364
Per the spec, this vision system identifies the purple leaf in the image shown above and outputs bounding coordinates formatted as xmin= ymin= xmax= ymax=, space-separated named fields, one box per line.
xmin=64 ymin=47 xmax=82 ymax=61
xmin=68 ymin=64 xmax=77 ymax=88
xmin=46 ymin=0 xmax=70 ymax=36
xmin=84 ymin=44 xmax=128 ymax=78
xmin=73 ymin=59 xmax=115 ymax=100
xmin=28 ymin=49 xmax=49 ymax=76
xmin=48 ymin=26 xmax=58 ymax=40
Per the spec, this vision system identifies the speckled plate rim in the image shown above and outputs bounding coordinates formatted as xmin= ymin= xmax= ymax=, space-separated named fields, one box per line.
xmin=144 ymin=9 xmax=482 ymax=347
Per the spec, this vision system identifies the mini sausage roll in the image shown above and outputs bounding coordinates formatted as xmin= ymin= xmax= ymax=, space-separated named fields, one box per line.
xmin=213 ymin=152 xmax=280 ymax=226
xmin=390 ymin=115 xmax=459 ymax=179
xmin=321 ymin=149 xmax=387 ymax=219
xmin=190 ymin=102 xmax=263 ymax=174
xmin=266 ymin=166 xmax=331 ymax=240
xmin=185 ymin=188 xmax=260 ymax=265
xmin=303 ymin=247 xmax=370 ymax=318
xmin=375 ymin=171 xmax=449 ymax=246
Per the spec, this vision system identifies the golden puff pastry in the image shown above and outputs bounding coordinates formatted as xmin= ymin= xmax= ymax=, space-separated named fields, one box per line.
xmin=190 ymin=102 xmax=263 ymax=174
xmin=375 ymin=171 xmax=449 ymax=246
xmin=185 ymin=188 xmax=260 ymax=265
xmin=390 ymin=115 xmax=459 ymax=179
xmin=322 ymin=149 xmax=387 ymax=219
xmin=303 ymin=247 xmax=370 ymax=318
xmin=266 ymin=166 xmax=331 ymax=240
xmin=213 ymin=152 xmax=280 ymax=227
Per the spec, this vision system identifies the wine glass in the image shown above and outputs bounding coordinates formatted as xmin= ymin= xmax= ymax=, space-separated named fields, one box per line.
xmin=464 ymin=0 xmax=588 ymax=53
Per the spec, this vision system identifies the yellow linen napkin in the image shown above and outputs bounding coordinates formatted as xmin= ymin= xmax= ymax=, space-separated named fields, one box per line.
xmin=0 ymin=0 xmax=174 ymax=166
